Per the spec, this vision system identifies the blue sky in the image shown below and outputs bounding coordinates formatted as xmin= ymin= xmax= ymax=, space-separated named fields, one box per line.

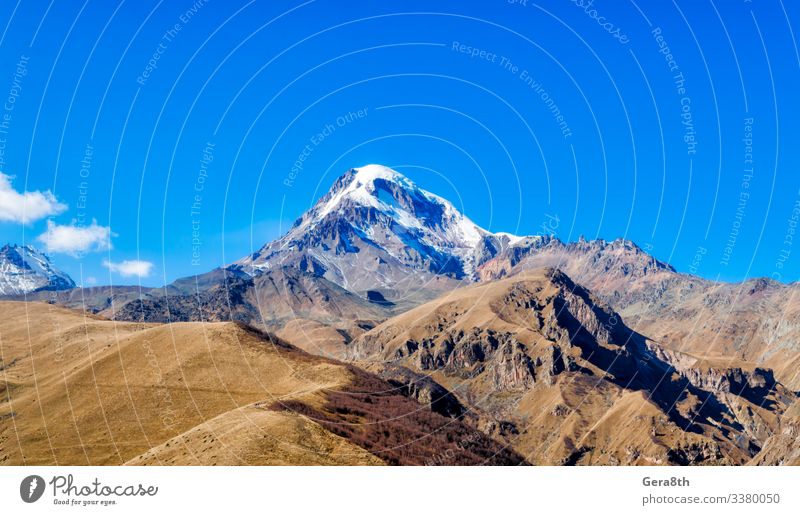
xmin=0 ymin=0 xmax=798 ymax=286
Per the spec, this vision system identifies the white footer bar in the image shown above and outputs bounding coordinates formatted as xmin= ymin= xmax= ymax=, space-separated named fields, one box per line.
xmin=2 ymin=466 xmax=797 ymax=514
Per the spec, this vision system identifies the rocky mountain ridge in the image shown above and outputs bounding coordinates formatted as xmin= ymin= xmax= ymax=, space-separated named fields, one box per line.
xmin=6 ymin=164 xmax=800 ymax=465
xmin=349 ymin=269 xmax=795 ymax=465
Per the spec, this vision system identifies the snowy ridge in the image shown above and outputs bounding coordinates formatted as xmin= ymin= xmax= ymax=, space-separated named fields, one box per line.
xmin=296 ymin=164 xmax=486 ymax=250
xmin=0 ymin=244 xmax=76 ymax=295
xmin=235 ymin=164 xmax=538 ymax=297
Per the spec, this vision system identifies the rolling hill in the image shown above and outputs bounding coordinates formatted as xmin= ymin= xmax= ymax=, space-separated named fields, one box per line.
xmin=0 ymin=301 xmax=525 ymax=465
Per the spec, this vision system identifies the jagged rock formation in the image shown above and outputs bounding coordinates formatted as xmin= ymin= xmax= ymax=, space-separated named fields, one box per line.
xmin=475 ymin=235 xmax=800 ymax=393
xmin=350 ymin=268 xmax=796 ymax=465
xmin=750 ymin=400 xmax=800 ymax=465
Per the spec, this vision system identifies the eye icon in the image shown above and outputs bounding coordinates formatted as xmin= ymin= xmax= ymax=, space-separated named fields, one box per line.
xmin=20 ymin=475 xmax=45 ymax=503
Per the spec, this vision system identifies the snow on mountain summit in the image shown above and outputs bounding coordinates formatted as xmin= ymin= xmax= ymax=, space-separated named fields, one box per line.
xmin=301 ymin=165 xmax=415 ymax=226
xmin=235 ymin=165 xmax=529 ymax=299
xmin=297 ymin=164 xmax=486 ymax=250
xmin=352 ymin=163 xmax=408 ymax=183
xmin=0 ymin=244 xmax=76 ymax=295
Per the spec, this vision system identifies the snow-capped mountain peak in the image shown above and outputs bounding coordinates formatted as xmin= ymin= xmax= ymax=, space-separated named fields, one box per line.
xmin=298 ymin=164 xmax=486 ymax=249
xmin=236 ymin=165 xmax=527 ymax=299
xmin=307 ymin=165 xmax=414 ymax=223
xmin=352 ymin=163 xmax=409 ymax=184
xmin=0 ymin=243 xmax=76 ymax=295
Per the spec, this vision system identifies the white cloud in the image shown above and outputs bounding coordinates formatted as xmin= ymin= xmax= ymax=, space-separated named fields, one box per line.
xmin=0 ymin=172 xmax=67 ymax=223
xmin=102 ymin=259 xmax=153 ymax=278
xmin=37 ymin=219 xmax=112 ymax=256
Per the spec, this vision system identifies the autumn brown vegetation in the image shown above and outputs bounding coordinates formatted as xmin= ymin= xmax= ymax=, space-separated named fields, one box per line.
xmin=271 ymin=366 xmax=527 ymax=466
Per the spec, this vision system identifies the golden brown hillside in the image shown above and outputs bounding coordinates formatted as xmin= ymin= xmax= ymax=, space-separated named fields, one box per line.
xmin=0 ymin=301 xmax=382 ymax=465
xmin=351 ymin=269 xmax=795 ymax=465
xmin=0 ymin=301 xmax=524 ymax=466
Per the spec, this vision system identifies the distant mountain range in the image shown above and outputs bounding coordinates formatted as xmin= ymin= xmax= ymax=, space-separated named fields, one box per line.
xmin=4 ymin=165 xmax=800 ymax=464
xmin=6 ymin=167 xmax=800 ymax=386
xmin=98 ymin=165 xmax=682 ymax=318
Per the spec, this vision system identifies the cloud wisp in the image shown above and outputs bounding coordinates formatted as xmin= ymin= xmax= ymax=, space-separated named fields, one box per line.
xmin=102 ymin=259 xmax=154 ymax=278
xmin=37 ymin=219 xmax=112 ymax=256
xmin=0 ymin=173 xmax=67 ymax=224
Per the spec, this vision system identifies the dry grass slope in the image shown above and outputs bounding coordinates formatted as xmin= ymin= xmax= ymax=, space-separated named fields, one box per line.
xmin=0 ymin=301 xmax=381 ymax=465
xmin=350 ymin=269 xmax=794 ymax=465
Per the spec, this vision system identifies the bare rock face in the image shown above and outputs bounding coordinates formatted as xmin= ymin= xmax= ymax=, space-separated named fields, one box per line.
xmin=349 ymin=268 xmax=797 ymax=465
xmin=678 ymin=366 xmax=776 ymax=399
xmin=352 ymin=268 xmax=633 ymax=393
xmin=667 ymin=442 xmax=726 ymax=465
xmin=353 ymin=268 xmax=664 ymax=395
xmin=477 ymin=236 xmax=675 ymax=286
xmin=364 ymin=364 xmax=466 ymax=419
xmin=537 ymin=345 xmax=569 ymax=385
xmin=486 ymin=338 xmax=537 ymax=390
xmin=397 ymin=329 xmax=537 ymax=391
xmin=641 ymin=343 xmax=792 ymax=447
xmin=473 ymin=232 xmax=800 ymax=398
xmin=751 ymin=400 xmax=800 ymax=465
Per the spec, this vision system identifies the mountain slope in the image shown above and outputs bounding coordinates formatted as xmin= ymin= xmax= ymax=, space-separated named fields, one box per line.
xmin=477 ymin=237 xmax=800 ymax=391
xmin=0 ymin=301 xmax=522 ymax=465
xmin=477 ymin=235 xmax=678 ymax=306
xmin=0 ymin=301 xmax=371 ymax=465
xmin=22 ymin=165 xmax=800 ymax=403
xmin=0 ymin=244 xmax=75 ymax=295
xmin=131 ymin=166 xmax=800 ymax=401
xmin=350 ymin=268 xmax=795 ymax=465
xmin=111 ymin=268 xmax=393 ymax=345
